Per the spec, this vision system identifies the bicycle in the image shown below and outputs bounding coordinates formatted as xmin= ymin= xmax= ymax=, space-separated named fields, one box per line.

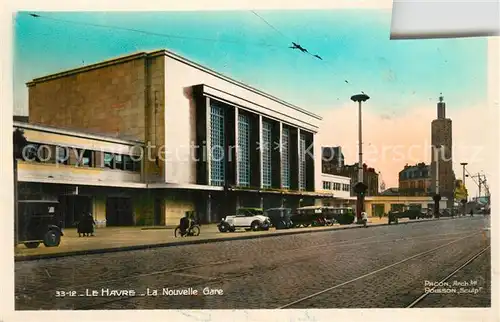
xmin=174 ymin=224 xmax=201 ymax=237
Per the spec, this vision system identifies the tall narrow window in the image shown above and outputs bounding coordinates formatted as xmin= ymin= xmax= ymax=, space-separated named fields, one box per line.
xmin=281 ymin=127 xmax=290 ymax=189
xmin=210 ymin=103 xmax=225 ymax=186
xmin=104 ymin=153 xmax=114 ymax=169
xmin=237 ymin=113 xmax=250 ymax=187
xmin=115 ymin=155 xmax=124 ymax=170
xmin=262 ymin=121 xmax=272 ymax=188
xmin=76 ymin=149 xmax=93 ymax=167
xmin=299 ymin=133 xmax=307 ymax=190
xmin=123 ymin=155 xmax=134 ymax=171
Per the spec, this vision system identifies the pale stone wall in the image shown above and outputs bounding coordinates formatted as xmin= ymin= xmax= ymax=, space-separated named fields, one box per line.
xmin=28 ymin=57 xmax=148 ymax=142
xmin=26 ymin=54 xmax=168 ymax=183
xmin=164 ymin=197 xmax=195 ymax=227
xmin=93 ymin=195 xmax=107 ymax=227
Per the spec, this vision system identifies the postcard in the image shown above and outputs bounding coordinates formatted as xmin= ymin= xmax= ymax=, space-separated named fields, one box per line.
xmin=4 ymin=2 xmax=497 ymax=321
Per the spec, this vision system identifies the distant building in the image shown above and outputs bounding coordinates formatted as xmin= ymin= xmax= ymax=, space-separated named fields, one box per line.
xmin=321 ymin=147 xmax=379 ymax=197
xmin=430 ymin=95 xmax=455 ymax=208
xmin=379 ymin=187 xmax=400 ymax=196
xmin=316 ymin=172 xmax=352 ymax=207
xmin=321 ymin=146 xmax=344 ymax=173
xmin=398 ymin=162 xmax=432 ymax=196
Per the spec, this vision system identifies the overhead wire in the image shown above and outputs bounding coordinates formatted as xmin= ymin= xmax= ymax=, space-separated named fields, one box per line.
xmin=250 ymin=11 xmax=326 ymax=61
xmin=26 ymin=11 xmax=360 ymax=92
xmin=250 ymin=11 xmax=292 ymax=42
xmin=25 ymin=12 xmax=284 ymax=49
xmin=248 ymin=10 xmax=357 ymax=90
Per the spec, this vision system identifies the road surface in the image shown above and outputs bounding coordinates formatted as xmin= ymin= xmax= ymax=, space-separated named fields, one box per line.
xmin=15 ymin=216 xmax=490 ymax=309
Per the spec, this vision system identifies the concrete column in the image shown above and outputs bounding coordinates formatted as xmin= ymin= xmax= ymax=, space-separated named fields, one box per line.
xmin=93 ymin=195 xmax=107 ymax=227
xmin=207 ymin=193 xmax=212 ymax=223
xmin=235 ymin=107 xmax=239 ymax=186
xmin=297 ymin=128 xmax=302 ymax=190
xmin=206 ymin=96 xmax=212 ymax=185
xmin=260 ymin=196 xmax=264 ymax=209
xmin=279 ymin=122 xmax=283 ymax=188
xmin=259 ymin=114 xmax=263 ymax=189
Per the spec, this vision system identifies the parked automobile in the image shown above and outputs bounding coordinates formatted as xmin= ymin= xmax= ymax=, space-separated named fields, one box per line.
xmin=389 ymin=208 xmax=429 ymax=220
xmin=420 ymin=209 xmax=433 ymax=219
xmin=441 ymin=208 xmax=453 ymax=217
xmin=290 ymin=206 xmax=322 ymax=227
xmin=265 ymin=207 xmax=294 ymax=229
xmin=388 ymin=210 xmax=400 ymax=224
xmin=15 ymin=200 xmax=64 ymax=248
xmin=217 ymin=207 xmax=271 ymax=232
xmin=291 ymin=206 xmax=353 ymax=227
xmin=322 ymin=206 xmax=354 ymax=225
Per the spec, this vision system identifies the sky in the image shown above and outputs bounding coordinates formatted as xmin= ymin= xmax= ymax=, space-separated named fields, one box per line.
xmin=13 ymin=10 xmax=494 ymax=195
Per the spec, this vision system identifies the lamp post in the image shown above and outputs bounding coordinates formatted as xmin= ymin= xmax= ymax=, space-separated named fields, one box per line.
xmin=460 ymin=162 xmax=468 ymax=215
xmin=433 ymin=145 xmax=442 ymax=218
xmin=351 ymin=93 xmax=370 ymax=223
xmin=460 ymin=162 xmax=468 ymax=190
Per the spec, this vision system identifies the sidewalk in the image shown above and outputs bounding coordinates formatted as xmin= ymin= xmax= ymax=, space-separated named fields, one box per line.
xmin=14 ymin=217 xmax=422 ymax=261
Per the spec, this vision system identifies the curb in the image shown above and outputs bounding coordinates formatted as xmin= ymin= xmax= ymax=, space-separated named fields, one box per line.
xmin=14 ymin=217 xmax=459 ymax=262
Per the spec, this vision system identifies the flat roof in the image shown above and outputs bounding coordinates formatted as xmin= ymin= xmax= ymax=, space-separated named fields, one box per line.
xmin=320 ymin=173 xmax=351 ymax=180
xmin=13 ymin=121 xmax=144 ymax=146
xmin=26 ymin=49 xmax=322 ymax=121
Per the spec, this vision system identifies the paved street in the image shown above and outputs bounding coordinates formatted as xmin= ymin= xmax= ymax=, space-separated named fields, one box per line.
xmin=15 ymin=216 xmax=490 ymax=310
xmin=14 ymin=216 xmax=408 ymax=259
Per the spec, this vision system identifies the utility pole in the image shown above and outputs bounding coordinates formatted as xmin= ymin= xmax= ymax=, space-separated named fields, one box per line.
xmin=351 ymin=93 xmax=370 ymax=223
xmin=478 ymin=173 xmax=482 ymax=197
xmin=470 ymin=172 xmax=488 ymax=198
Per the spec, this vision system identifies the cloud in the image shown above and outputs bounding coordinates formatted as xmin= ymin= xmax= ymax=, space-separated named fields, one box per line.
xmin=317 ymin=101 xmax=498 ymax=196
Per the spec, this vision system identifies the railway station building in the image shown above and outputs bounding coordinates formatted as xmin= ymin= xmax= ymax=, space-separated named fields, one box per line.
xmin=16 ymin=49 xmax=334 ymax=227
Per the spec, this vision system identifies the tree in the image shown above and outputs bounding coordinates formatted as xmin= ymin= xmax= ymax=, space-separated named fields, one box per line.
xmin=454 ymin=179 xmax=468 ymax=202
xmin=13 ymin=128 xmax=28 ymax=160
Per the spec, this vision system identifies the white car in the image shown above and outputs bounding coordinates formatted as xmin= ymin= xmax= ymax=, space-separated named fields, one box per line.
xmin=217 ymin=208 xmax=271 ymax=232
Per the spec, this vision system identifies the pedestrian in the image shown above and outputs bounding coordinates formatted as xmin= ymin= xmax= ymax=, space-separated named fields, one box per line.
xmin=86 ymin=213 xmax=96 ymax=236
xmin=77 ymin=212 xmax=85 ymax=237
xmin=361 ymin=211 xmax=368 ymax=227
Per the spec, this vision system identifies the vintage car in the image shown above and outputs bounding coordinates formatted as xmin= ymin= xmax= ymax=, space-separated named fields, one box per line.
xmin=322 ymin=206 xmax=355 ymax=225
xmin=15 ymin=199 xmax=64 ymax=248
xmin=217 ymin=207 xmax=271 ymax=232
xmin=265 ymin=207 xmax=294 ymax=229
xmin=290 ymin=206 xmax=336 ymax=227
xmin=388 ymin=210 xmax=401 ymax=224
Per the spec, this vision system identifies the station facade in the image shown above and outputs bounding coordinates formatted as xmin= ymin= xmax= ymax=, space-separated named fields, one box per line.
xmin=17 ymin=49 xmax=338 ymax=227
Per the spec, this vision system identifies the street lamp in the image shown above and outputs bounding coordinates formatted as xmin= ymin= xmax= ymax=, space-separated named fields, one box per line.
xmin=460 ymin=162 xmax=468 ymax=190
xmin=351 ymin=93 xmax=370 ymax=223
xmin=433 ymin=145 xmax=442 ymax=218
xmin=460 ymin=162 xmax=468 ymax=215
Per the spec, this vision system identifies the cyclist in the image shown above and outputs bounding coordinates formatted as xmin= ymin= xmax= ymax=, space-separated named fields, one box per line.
xmin=179 ymin=212 xmax=193 ymax=236
xmin=179 ymin=215 xmax=190 ymax=236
